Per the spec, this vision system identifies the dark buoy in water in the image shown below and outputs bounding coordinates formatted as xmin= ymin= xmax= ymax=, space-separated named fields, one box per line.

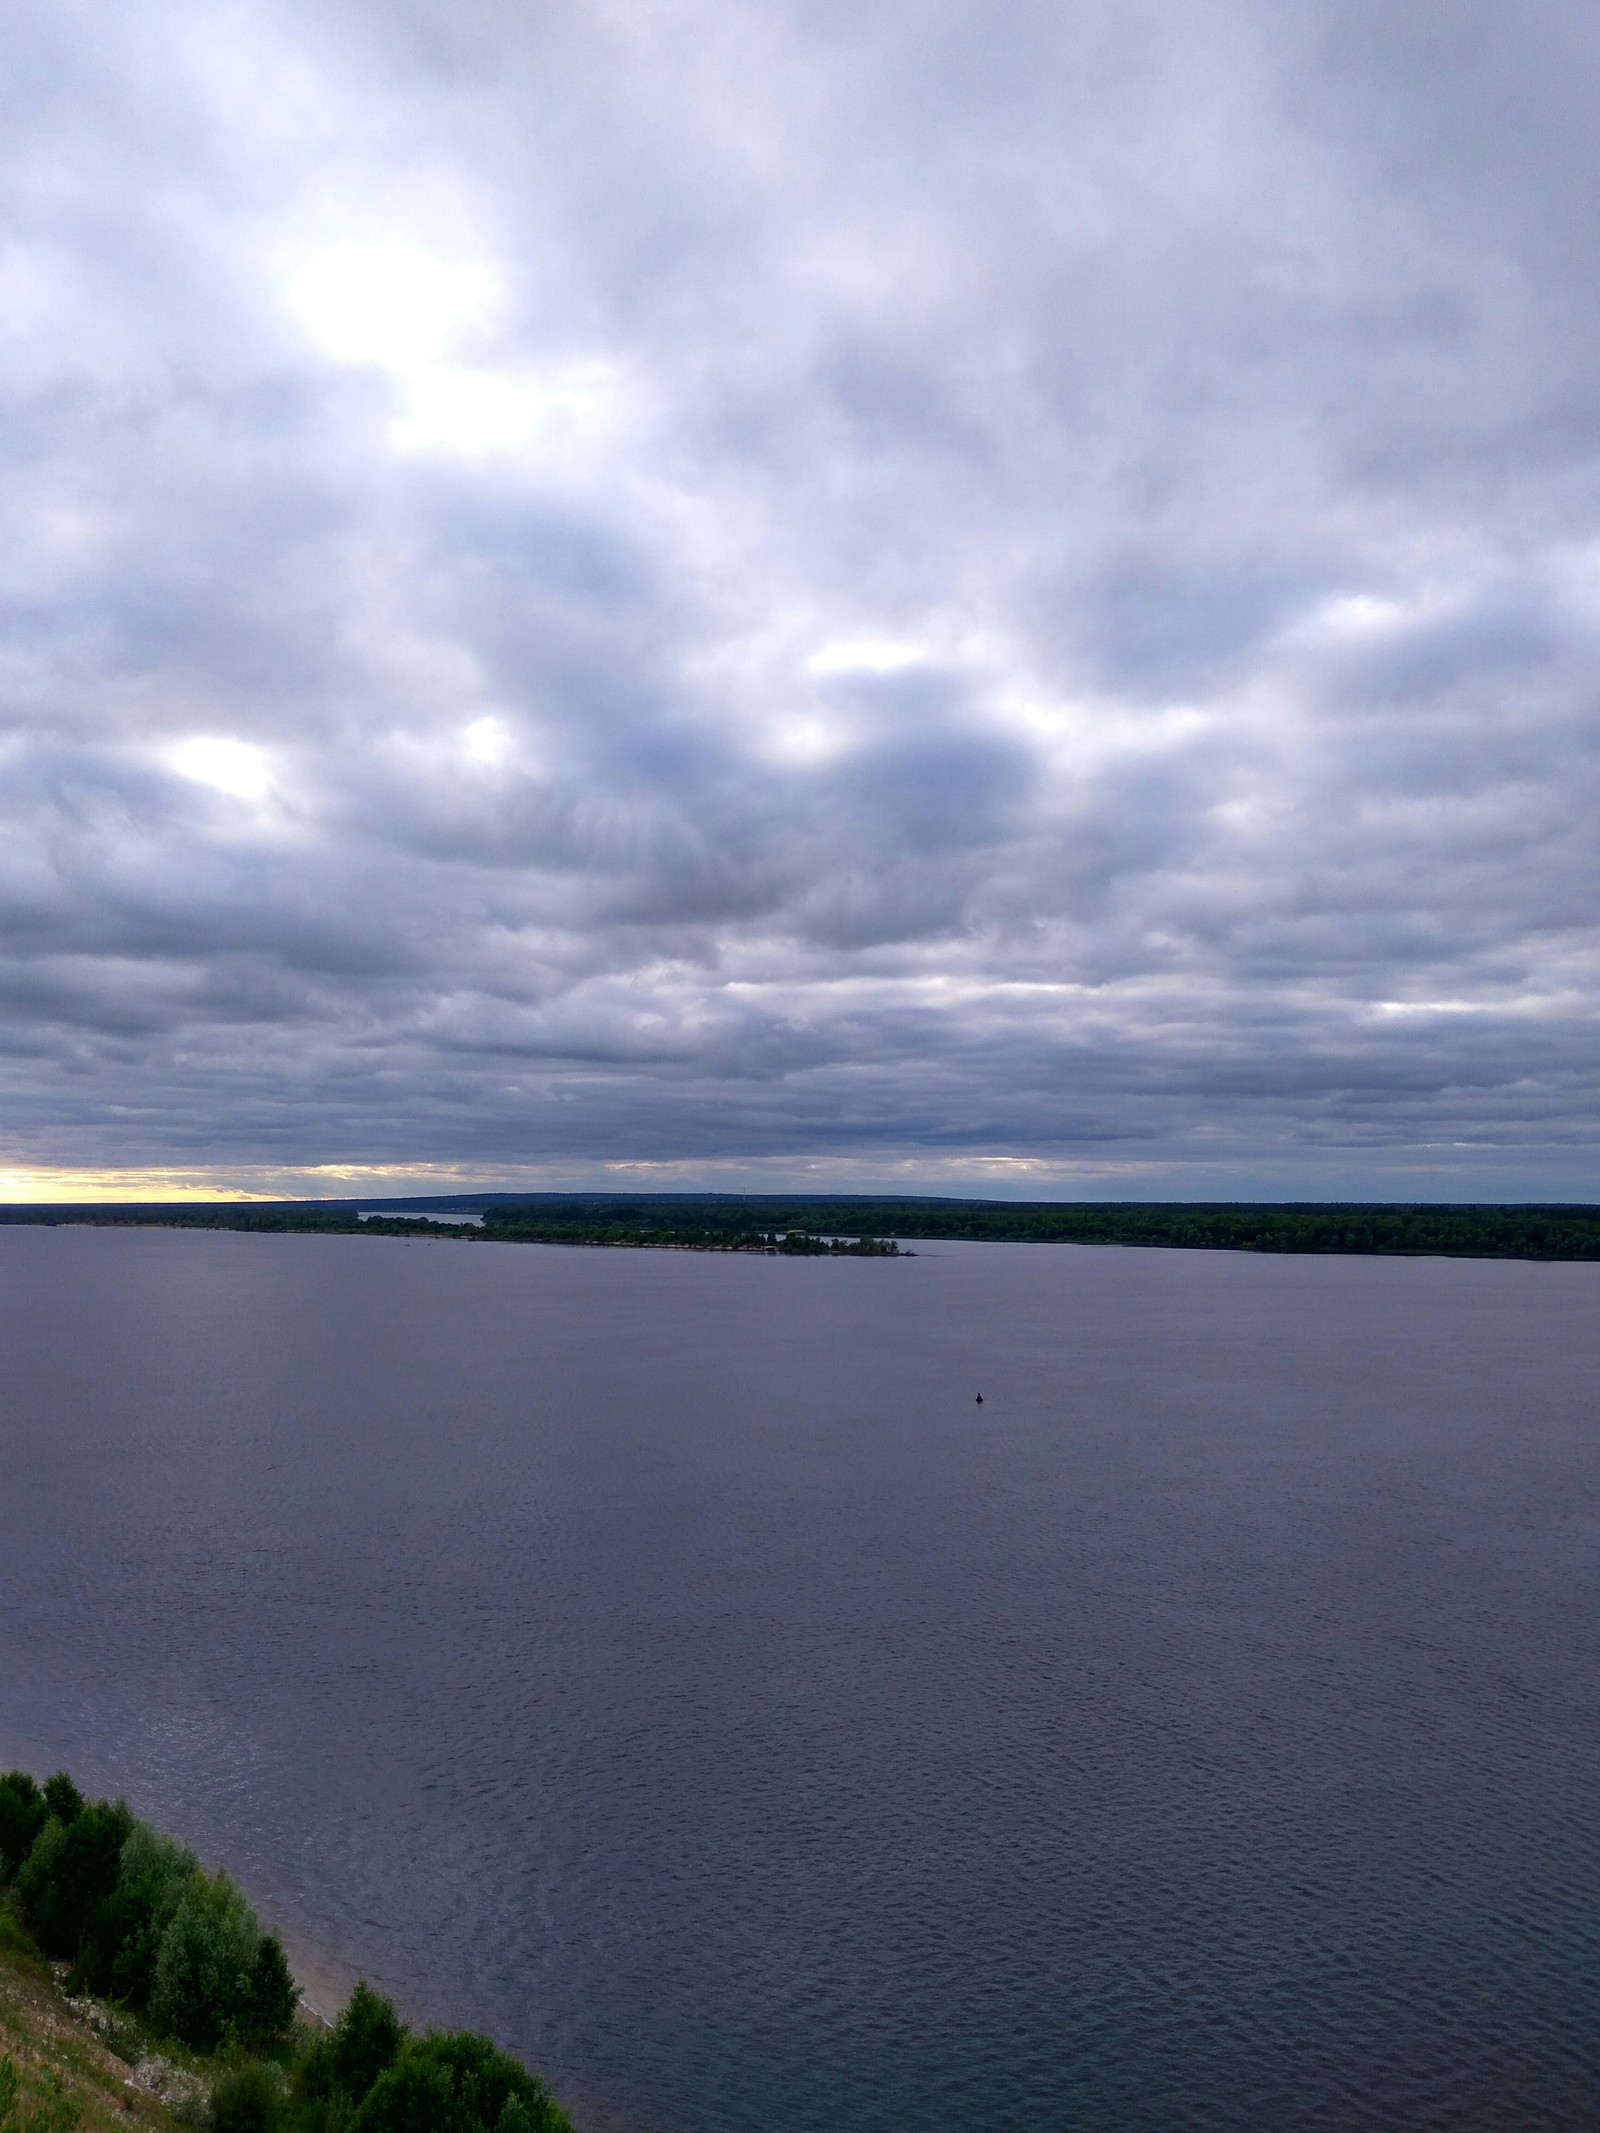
xmin=975 ymin=1393 xmax=984 ymax=1404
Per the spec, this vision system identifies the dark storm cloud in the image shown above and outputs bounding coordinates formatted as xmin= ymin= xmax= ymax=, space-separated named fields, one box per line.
xmin=0 ymin=0 xmax=1597 ymax=1192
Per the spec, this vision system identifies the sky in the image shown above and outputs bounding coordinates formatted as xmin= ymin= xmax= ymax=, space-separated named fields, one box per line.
xmin=1 ymin=0 xmax=1598 ymax=1202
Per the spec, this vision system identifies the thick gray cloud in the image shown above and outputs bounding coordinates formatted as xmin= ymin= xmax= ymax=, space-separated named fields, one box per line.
xmin=0 ymin=0 xmax=1597 ymax=1196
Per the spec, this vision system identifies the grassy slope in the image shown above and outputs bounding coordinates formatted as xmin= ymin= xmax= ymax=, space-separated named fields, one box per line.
xmin=0 ymin=1911 xmax=183 ymax=2133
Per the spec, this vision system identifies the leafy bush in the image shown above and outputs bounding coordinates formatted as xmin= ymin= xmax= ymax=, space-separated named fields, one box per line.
xmin=210 ymin=2064 xmax=285 ymax=2133
xmin=348 ymin=2055 xmax=459 ymax=2133
xmin=352 ymin=2034 xmax=564 ymax=2133
xmin=296 ymin=2008 xmax=567 ymax=2133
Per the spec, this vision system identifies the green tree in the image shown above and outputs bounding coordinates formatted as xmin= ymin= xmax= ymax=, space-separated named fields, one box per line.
xmin=17 ymin=1800 xmax=134 ymax=1960
xmin=244 ymin=1935 xmax=298 ymax=2046
xmin=149 ymin=1871 xmax=260 ymax=2051
xmin=295 ymin=1980 xmax=404 ymax=2121
xmin=76 ymin=1824 xmax=201 ymax=2006
xmin=0 ymin=1775 xmax=46 ymax=1882
xmin=69 ymin=1878 xmax=155 ymax=2000
xmin=40 ymin=1777 xmax=81 ymax=1827
xmin=332 ymin=1984 xmax=403 ymax=2103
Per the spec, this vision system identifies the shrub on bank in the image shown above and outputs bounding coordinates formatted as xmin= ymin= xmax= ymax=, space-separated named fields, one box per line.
xmin=293 ymin=1980 xmax=567 ymax=2133
xmin=0 ymin=1773 xmax=572 ymax=2133
xmin=210 ymin=2064 xmax=287 ymax=2133
xmin=351 ymin=2031 xmax=557 ymax=2133
xmin=296 ymin=1980 xmax=402 ymax=2112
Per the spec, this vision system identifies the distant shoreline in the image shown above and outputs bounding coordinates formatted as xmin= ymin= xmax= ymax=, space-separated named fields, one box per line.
xmin=1 ymin=1196 xmax=1599 ymax=1260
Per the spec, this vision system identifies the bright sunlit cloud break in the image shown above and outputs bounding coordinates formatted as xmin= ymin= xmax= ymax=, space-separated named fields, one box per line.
xmin=165 ymin=736 xmax=275 ymax=801
xmin=288 ymin=240 xmax=500 ymax=369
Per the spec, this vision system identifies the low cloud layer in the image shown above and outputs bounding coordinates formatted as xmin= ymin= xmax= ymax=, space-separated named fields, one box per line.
xmin=2 ymin=0 xmax=1598 ymax=1196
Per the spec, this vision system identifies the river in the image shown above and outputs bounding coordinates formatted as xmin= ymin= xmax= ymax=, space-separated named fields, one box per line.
xmin=2 ymin=1225 xmax=1599 ymax=2131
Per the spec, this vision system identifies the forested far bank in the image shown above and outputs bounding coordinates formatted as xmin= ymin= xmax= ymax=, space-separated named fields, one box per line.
xmin=0 ymin=1198 xmax=1598 ymax=1259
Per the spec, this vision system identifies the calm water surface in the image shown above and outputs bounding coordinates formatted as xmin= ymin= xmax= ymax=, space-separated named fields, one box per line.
xmin=2 ymin=1228 xmax=1600 ymax=2131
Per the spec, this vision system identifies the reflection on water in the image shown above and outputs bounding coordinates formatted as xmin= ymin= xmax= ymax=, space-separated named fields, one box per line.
xmin=2 ymin=1227 xmax=1600 ymax=2132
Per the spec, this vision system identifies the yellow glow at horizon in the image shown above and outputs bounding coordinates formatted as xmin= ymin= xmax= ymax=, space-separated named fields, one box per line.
xmin=0 ymin=1162 xmax=495 ymax=1204
xmin=0 ymin=1168 xmax=276 ymax=1203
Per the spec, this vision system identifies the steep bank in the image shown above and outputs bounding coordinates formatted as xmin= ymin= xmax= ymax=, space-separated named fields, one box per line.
xmin=1 ymin=1772 xmax=574 ymax=2133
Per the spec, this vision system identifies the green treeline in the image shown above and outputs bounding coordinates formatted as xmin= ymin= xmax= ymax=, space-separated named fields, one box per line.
xmin=2 ymin=1197 xmax=1599 ymax=1259
xmin=0 ymin=1772 xmax=571 ymax=2133
xmin=473 ymin=1197 xmax=1600 ymax=1258
xmin=0 ymin=1210 xmax=402 ymax=1237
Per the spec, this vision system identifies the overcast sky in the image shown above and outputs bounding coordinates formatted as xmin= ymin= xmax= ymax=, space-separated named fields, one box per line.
xmin=2 ymin=0 xmax=1598 ymax=1200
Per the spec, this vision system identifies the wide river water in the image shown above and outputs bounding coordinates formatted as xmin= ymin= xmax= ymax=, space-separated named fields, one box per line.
xmin=2 ymin=1226 xmax=1600 ymax=2131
